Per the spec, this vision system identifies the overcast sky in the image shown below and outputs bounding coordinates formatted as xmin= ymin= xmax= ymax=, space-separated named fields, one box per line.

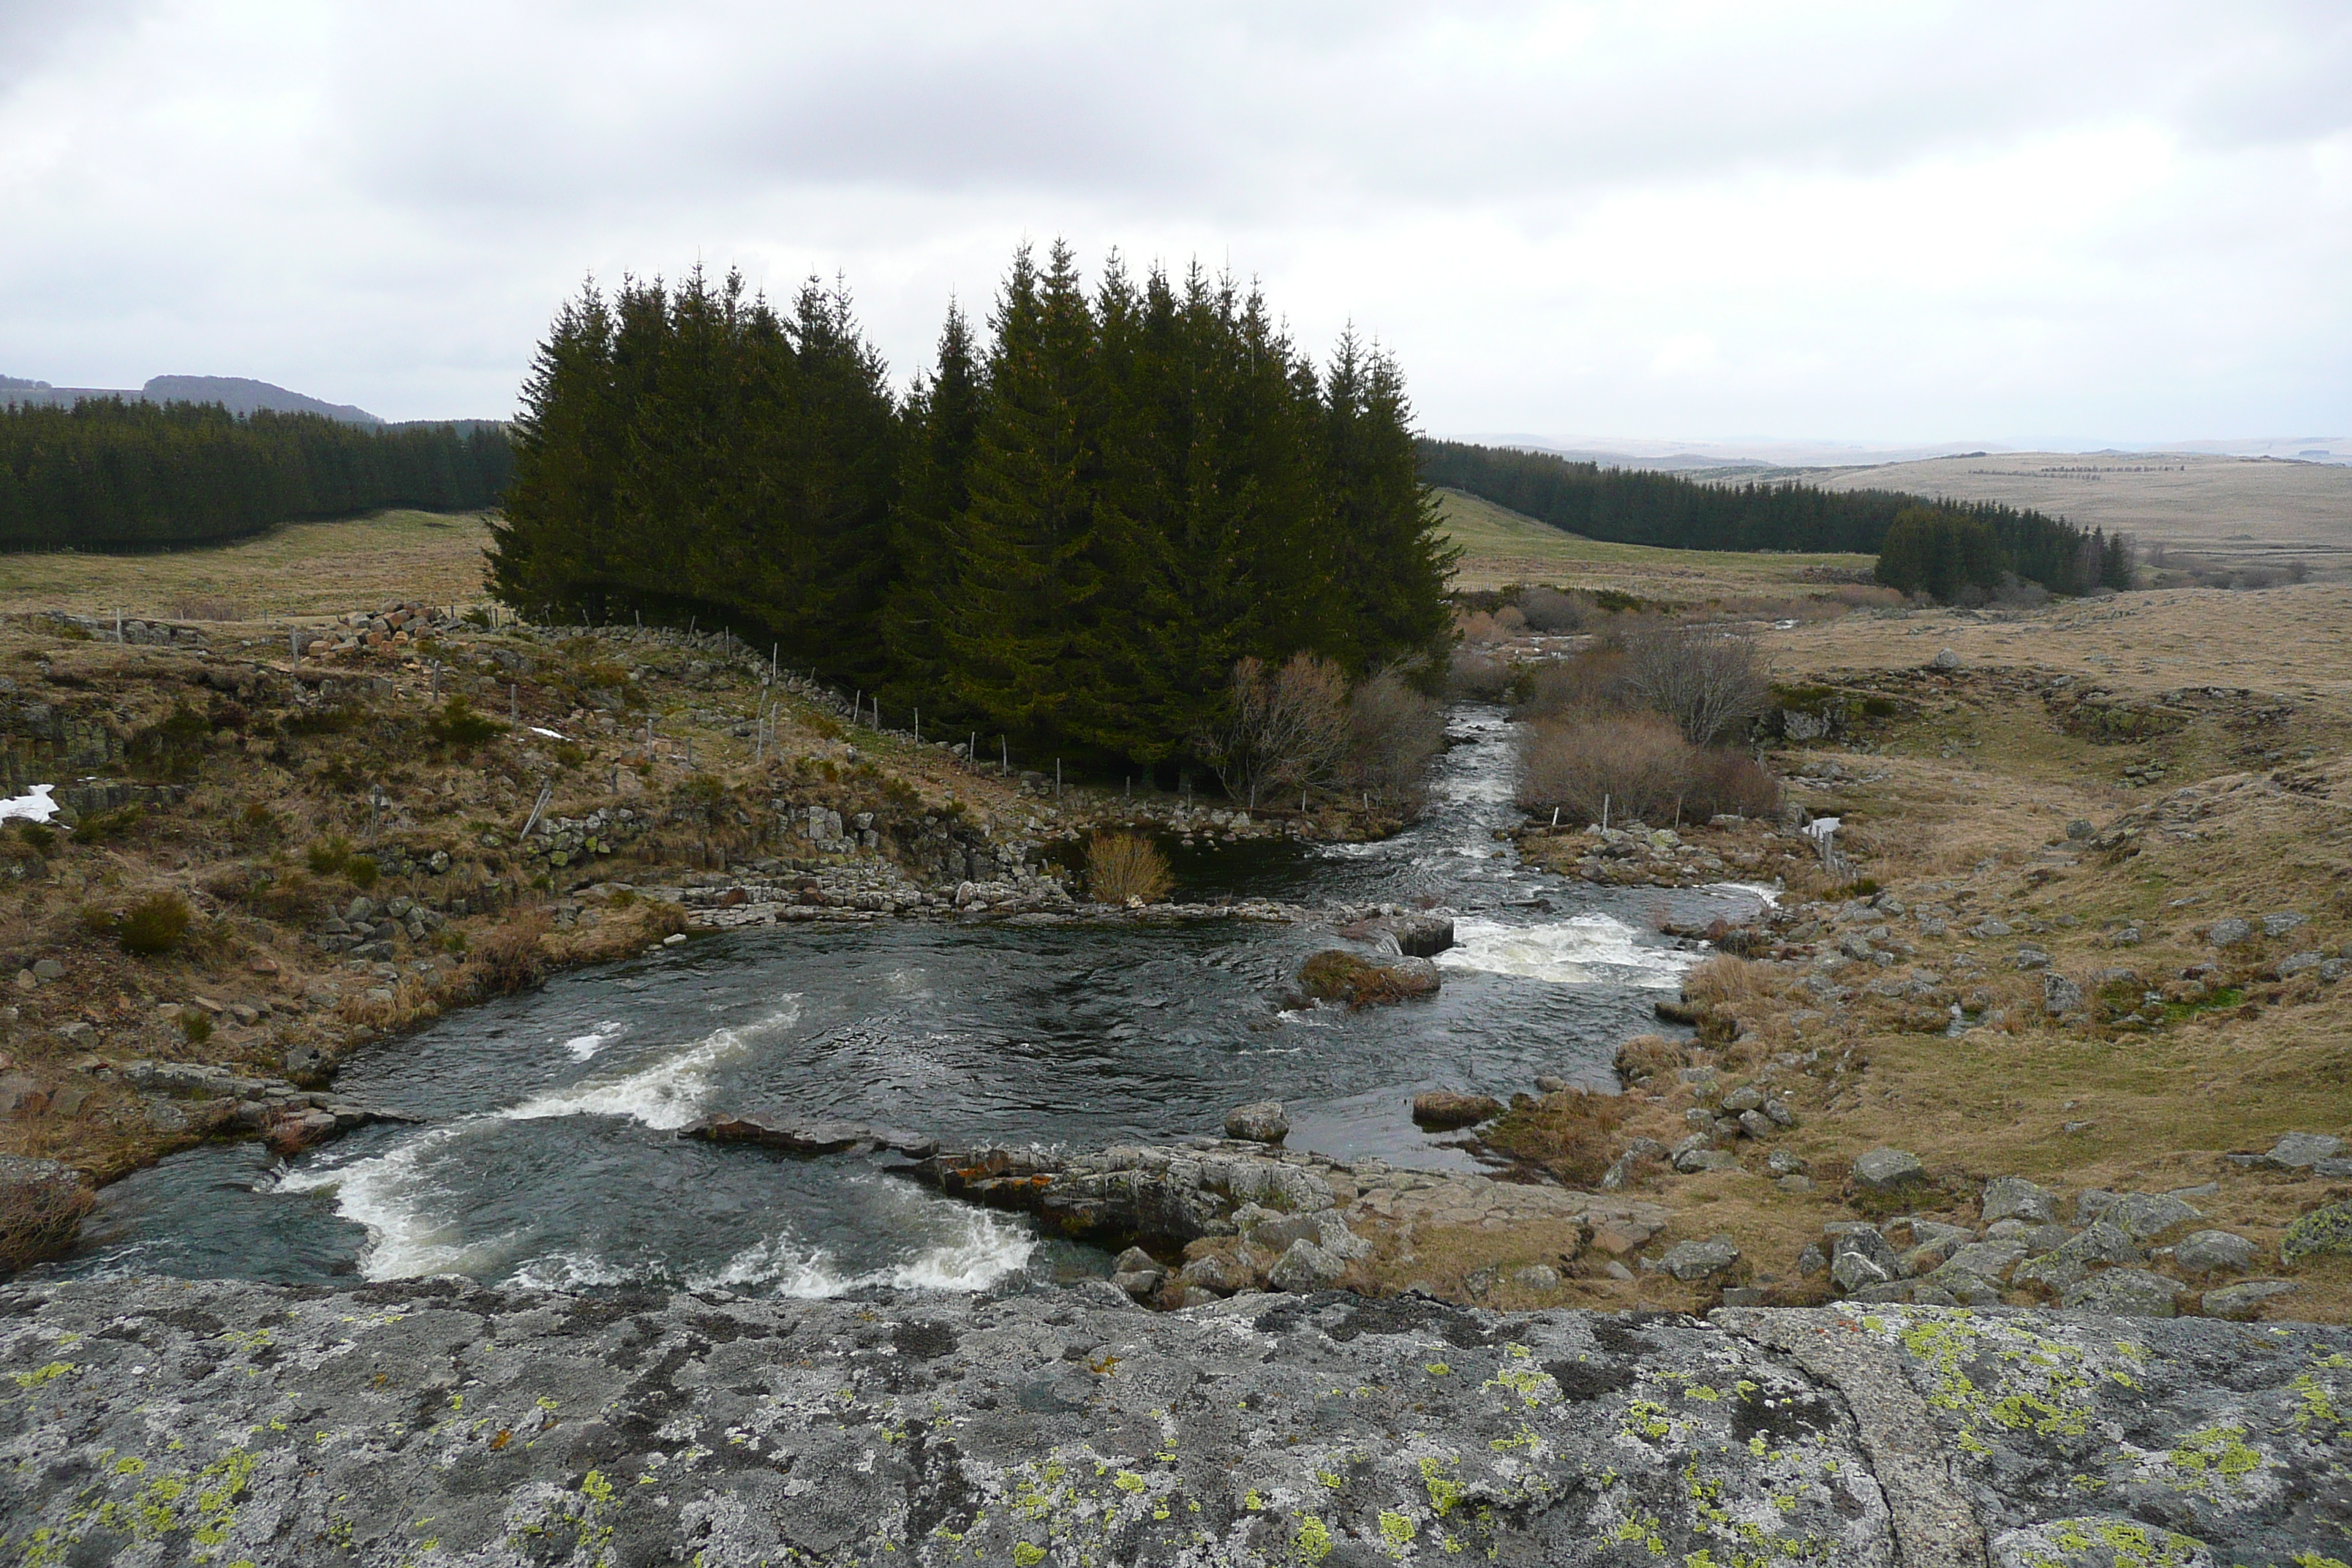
xmin=3 ymin=1 xmax=2346 ymax=443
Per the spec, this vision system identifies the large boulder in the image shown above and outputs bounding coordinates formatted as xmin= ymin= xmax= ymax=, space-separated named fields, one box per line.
xmin=1850 ymin=1147 xmax=1926 ymax=1194
xmin=1223 ymin=1101 xmax=1289 ymax=1145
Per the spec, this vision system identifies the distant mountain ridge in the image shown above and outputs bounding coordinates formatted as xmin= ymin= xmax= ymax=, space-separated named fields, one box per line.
xmin=1 ymin=373 xmax=383 ymax=426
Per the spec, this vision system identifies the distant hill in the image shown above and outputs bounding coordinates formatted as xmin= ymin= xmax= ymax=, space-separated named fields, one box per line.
xmin=1 ymin=373 xmax=384 ymax=425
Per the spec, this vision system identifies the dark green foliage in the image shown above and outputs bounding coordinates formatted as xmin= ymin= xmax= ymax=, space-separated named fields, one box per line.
xmin=72 ymin=804 xmax=144 ymax=844
xmin=0 ymin=398 xmax=510 ymax=551
xmin=490 ymin=247 xmax=1455 ymax=770
xmin=345 ymin=855 xmax=380 ymax=891
xmin=15 ymin=821 xmax=56 ymax=853
xmin=1420 ymin=439 xmax=2125 ymax=600
xmin=423 ymin=696 xmax=503 ymax=752
xmin=117 ymin=892 xmax=192 ymax=956
xmin=306 ymin=836 xmax=354 ymax=876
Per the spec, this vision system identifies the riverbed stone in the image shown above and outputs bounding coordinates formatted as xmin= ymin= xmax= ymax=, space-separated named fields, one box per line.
xmin=1223 ymin=1100 xmax=1289 ymax=1144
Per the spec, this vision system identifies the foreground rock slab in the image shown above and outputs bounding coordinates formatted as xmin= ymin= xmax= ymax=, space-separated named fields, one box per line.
xmin=4 ymin=1281 xmax=2348 ymax=1567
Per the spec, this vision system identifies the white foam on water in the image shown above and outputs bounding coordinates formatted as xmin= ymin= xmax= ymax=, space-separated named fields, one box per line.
xmin=1434 ymin=915 xmax=1697 ymax=989
xmin=559 ymin=1020 xmax=630 ymax=1061
xmin=681 ymin=1196 xmax=1036 ymax=1298
xmin=276 ymin=1123 xmax=521 ymax=1281
xmin=502 ymin=998 xmax=799 ymax=1131
xmin=508 ymin=1249 xmax=639 ymax=1292
xmin=1699 ymin=881 xmax=1781 ymax=909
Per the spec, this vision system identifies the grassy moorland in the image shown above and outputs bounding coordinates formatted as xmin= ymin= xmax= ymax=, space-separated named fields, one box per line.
xmin=1433 ymin=486 xmax=1876 ymax=597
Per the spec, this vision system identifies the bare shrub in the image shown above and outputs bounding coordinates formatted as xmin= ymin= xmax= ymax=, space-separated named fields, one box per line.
xmin=467 ymin=911 xmax=551 ymax=995
xmin=1516 ymin=646 xmax=1623 ymax=720
xmin=0 ymin=1164 xmax=95 ymax=1272
xmin=1339 ymin=671 xmax=1444 ymax=806
xmin=1455 ymin=609 xmax=1504 ymax=644
xmin=1518 ymin=714 xmax=1691 ymax=823
xmin=1492 ymin=605 xmax=1527 ymax=634
xmin=1446 ymin=651 xmax=1512 ymax=701
xmin=1205 ymin=654 xmax=1349 ymax=810
xmin=1517 ymin=586 xmax=1590 ymax=633
xmin=1518 ymin=716 xmax=1779 ymax=825
xmin=1087 ymin=832 xmax=1173 ymax=905
xmin=1616 ymin=625 xmax=1771 ymax=745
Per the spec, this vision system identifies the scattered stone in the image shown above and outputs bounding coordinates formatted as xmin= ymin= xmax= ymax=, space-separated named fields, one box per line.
xmin=2042 ymin=973 xmax=2084 ymax=1015
xmin=1831 ymin=1248 xmax=1895 ymax=1292
xmin=1411 ymin=1091 xmax=1504 ymax=1131
xmin=29 ymin=959 xmax=62 ymax=981
xmin=2259 ymin=1131 xmax=2344 ymax=1169
xmin=1850 ymin=1147 xmax=1926 ymax=1193
xmin=1982 ymin=1176 xmax=2060 ymax=1226
xmin=2172 ymin=1230 xmax=2256 ymax=1275
xmin=1222 ymin=1101 xmax=1288 ymax=1145
xmin=1674 ymin=1147 xmax=1743 ymax=1175
xmin=1509 ymin=1264 xmax=1560 ymax=1292
xmin=1267 ymin=1238 xmax=1348 ymax=1291
xmin=2015 ymin=1221 xmax=2142 ymax=1292
xmin=2201 ymin=1280 xmax=2299 ymax=1320
xmin=1767 ymin=1150 xmax=1809 ymax=1177
xmin=1930 ymin=647 xmax=1961 ymax=670
xmin=2276 ymin=951 xmax=2323 ymax=978
xmin=2107 ymin=1192 xmax=2201 ymax=1243
xmin=2260 ymin=911 xmax=2306 ymax=938
xmin=1921 ymin=1264 xmax=2004 ymax=1306
xmin=1796 ymin=1243 xmax=1827 ymax=1276
xmin=2059 ymin=1268 xmax=2179 ymax=1317
xmin=1659 ymin=1237 xmax=1741 ymax=1282
xmin=2206 ymin=917 xmax=2252 ymax=948
xmin=1944 ymin=1240 xmax=2029 ymax=1280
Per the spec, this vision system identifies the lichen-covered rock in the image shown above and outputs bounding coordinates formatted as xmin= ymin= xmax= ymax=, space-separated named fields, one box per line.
xmin=1223 ymin=1100 xmax=1289 ymax=1144
xmin=2279 ymin=1199 xmax=2352 ymax=1266
xmin=2173 ymin=1230 xmax=2256 ymax=1276
xmin=1719 ymin=1303 xmax=2352 ymax=1568
xmin=1989 ymin=1514 xmax=2215 ymax=1568
xmin=2058 ymin=1267 xmax=2180 ymax=1317
xmin=0 ymin=1279 xmax=1897 ymax=1568
xmin=2201 ymin=1280 xmax=2299 ymax=1320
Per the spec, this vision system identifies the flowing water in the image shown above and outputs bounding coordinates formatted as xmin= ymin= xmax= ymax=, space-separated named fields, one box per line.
xmin=34 ymin=707 xmax=1771 ymax=1296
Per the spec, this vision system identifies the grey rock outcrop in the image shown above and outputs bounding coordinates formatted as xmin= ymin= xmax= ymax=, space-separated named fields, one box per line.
xmin=7 ymin=1283 xmax=2338 ymax=1567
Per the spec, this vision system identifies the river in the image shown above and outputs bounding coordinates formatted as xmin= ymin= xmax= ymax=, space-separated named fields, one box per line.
xmin=31 ymin=707 xmax=1772 ymax=1295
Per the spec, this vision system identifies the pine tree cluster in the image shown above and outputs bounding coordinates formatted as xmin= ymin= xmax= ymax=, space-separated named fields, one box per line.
xmin=1417 ymin=439 xmax=2127 ymax=599
xmin=0 ymin=399 xmax=511 ymax=551
xmin=487 ymin=244 xmax=1456 ymax=772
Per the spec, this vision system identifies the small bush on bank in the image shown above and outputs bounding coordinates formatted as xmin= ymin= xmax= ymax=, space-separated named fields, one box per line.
xmin=1447 ymin=651 xmax=1512 ymax=701
xmin=1517 ymin=585 xmax=1592 ymax=633
xmin=116 ymin=892 xmax=193 ymax=956
xmin=73 ymin=804 xmax=144 ymax=845
xmin=15 ymin=821 xmax=56 ymax=853
xmin=468 ymin=912 xmax=551 ymax=994
xmin=1087 ymin=832 xmax=1173 ymax=905
xmin=425 ymin=696 xmax=505 ymax=752
xmin=306 ymin=836 xmax=353 ymax=876
xmin=345 ymin=855 xmax=380 ymax=891
xmin=1340 ymin=671 xmax=1445 ymax=807
xmin=182 ymin=1009 xmax=213 ymax=1044
xmin=1477 ymin=1088 xmax=1632 ymax=1188
xmin=1517 ymin=715 xmax=1780 ymax=826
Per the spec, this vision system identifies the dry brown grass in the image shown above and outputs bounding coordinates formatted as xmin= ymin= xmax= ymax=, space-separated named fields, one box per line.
xmin=0 ymin=1169 xmax=95 ymax=1272
xmin=1478 ymin=1089 xmax=1634 ymax=1187
xmin=464 ymin=911 xmax=552 ymax=995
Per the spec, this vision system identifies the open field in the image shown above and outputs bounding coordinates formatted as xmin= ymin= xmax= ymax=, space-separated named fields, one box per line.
xmin=1433 ymin=486 xmax=1877 ymax=598
xmin=0 ymin=510 xmax=495 ymax=621
xmin=1741 ymin=453 xmax=2352 ymax=575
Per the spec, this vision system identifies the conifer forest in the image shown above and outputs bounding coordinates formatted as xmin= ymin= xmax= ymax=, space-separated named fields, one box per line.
xmin=0 ymin=399 xmax=511 ymax=551
xmin=486 ymin=244 xmax=1458 ymax=771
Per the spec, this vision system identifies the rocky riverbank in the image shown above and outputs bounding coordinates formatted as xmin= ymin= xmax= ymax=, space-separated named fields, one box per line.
xmin=3 ymin=1275 xmax=2345 ymax=1567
